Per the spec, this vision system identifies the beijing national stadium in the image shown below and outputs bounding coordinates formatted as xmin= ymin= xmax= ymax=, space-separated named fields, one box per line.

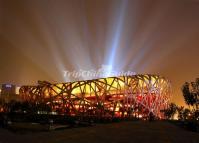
xmin=19 ymin=74 xmax=171 ymax=119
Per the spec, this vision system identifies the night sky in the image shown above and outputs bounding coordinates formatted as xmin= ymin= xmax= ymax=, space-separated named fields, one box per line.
xmin=0 ymin=0 xmax=199 ymax=106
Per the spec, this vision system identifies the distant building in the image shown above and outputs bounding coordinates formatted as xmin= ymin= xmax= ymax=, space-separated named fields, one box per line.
xmin=0 ymin=84 xmax=21 ymax=102
xmin=1 ymin=84 xmax=16 ymax=95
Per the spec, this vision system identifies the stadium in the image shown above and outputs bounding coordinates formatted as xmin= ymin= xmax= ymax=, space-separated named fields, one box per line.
xmin=19 ymin=74 xmax=171 ymax=119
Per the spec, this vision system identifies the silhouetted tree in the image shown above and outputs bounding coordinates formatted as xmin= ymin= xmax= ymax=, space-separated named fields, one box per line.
xmin=177 ymin=106 xmax=191 ymax=121
xmin=183 ymin=108 xmax=191 ymax=120
xmin=162 ymin=103 xmax=177 ymax=120
xmin=182 ymin=82 xmax=192 ymax=107
xmin=182 ymin=78 xmax=199 ymax=110
xmin=193 ymin=110 xmax=199 ymax=120
xmin=177 ymin=106 xmax=184 ymax=120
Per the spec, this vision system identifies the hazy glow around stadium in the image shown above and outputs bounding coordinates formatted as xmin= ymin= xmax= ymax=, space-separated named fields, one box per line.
xmin=0 ymin=0 xmax=199 ymax=107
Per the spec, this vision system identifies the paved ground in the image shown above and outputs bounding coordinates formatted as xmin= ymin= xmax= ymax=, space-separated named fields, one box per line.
xmin=0 ymin=121 xmax=198 ymax=143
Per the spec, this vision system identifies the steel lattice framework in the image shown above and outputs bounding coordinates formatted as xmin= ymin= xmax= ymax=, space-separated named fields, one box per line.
xmin=19 ymin=74 xmax=171 ymax=119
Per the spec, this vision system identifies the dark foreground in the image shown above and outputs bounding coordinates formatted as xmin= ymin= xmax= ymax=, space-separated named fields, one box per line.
xmin=0 ymin=121 xmax=198 ymax=143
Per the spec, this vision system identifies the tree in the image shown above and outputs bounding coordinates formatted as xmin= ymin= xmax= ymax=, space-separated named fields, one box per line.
xmin=162 ymin=103 xmax=177 ymax=120
xmin=177 ymin=106 xmax=184 ymax=120
xmin=176 ymin=106 xmax=191 ymax=121
xmin=182 ymin=78 xmax=199 ymax=110
xmin=183 ymin=108 xmax=191 ymax=120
